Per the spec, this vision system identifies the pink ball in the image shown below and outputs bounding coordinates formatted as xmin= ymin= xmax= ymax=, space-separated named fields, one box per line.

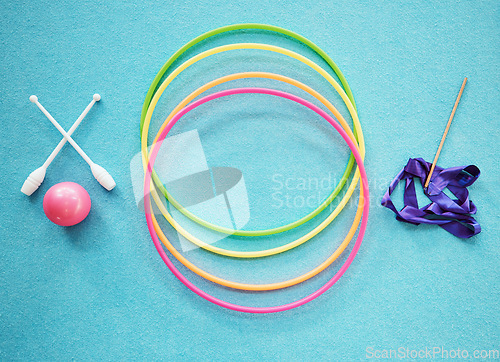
xmin=43 ymin=182 xmax=91 ymax=226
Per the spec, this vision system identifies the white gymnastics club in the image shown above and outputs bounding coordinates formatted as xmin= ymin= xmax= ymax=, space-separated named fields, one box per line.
xmin=22 ymin=95 xmax=116 ymax=195
xmin=21 ymin=94 xmax=101 ymax=195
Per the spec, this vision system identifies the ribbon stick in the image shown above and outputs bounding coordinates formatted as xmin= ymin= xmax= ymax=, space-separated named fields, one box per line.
xmin=424 ymin=78 xmax=468 ymax=188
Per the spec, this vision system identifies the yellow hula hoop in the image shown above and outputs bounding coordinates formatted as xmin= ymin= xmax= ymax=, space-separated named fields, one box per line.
xmin=140 ymin=45 xmax=365 ymax=290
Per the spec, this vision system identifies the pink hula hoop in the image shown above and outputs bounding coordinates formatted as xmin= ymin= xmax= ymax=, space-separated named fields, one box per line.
xmin=144 ymin=87 xmax=369 ymax=313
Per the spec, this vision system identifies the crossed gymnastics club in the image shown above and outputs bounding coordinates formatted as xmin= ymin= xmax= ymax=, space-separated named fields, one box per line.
xmin=21 ymin=94 xmax=116 ymax=196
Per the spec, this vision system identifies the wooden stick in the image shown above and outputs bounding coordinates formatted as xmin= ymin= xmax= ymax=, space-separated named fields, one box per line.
xmin=424 ymin=77 xmax=468 ymax=189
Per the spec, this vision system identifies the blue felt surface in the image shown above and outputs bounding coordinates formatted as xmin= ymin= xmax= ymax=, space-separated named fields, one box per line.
xmin=1 ymin=1 xmax=499 ymax=360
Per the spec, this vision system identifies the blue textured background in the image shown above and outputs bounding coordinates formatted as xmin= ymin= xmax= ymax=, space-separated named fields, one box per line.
xmin=1 ymin=1 xmax=498 ymax=360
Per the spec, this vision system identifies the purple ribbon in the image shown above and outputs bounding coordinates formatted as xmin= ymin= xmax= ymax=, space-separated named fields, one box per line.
xmin=381 ymin=158 xmax=480 ymax=238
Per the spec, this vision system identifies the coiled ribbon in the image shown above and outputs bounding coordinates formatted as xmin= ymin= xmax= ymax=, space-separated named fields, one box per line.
xmin=381 ymin=158 xmax=480 ymax=238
